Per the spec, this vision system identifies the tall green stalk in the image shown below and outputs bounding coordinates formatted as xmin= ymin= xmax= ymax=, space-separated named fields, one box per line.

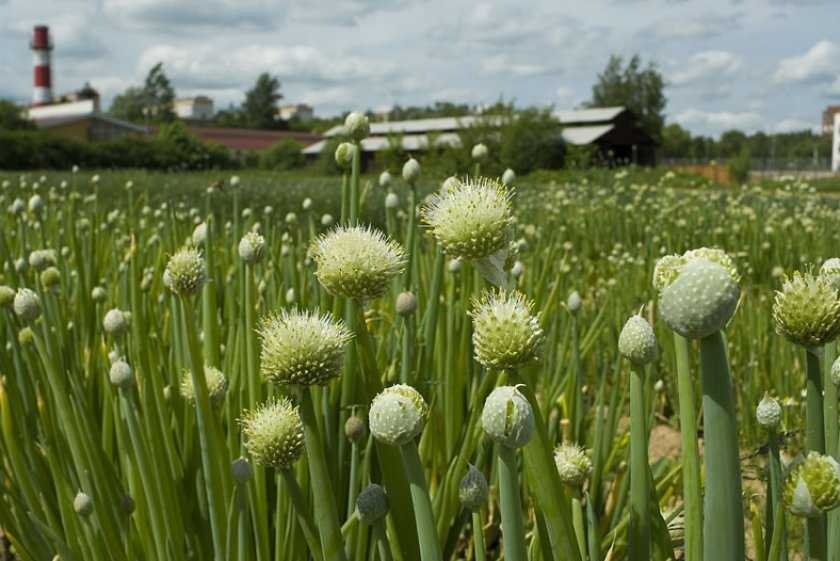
xmin=699 ymin=331 xmax=745 ymax=561
xmin=471 ymin=511 xmax=486 ymax=561
xmin=399 ymin=441 xmax=443 ymax=561
xmin=825 ymin=341 xmax=839 ymax=561
xmin=497 ymin=444 xmax=527 ymax=561
xmin=805 ymin=347 xmax=827 ymax=561
xmin=674 ymin=333 xmax=702 ymax=561
xmin=298 ymin=387 xmax=348 ymax=561
xmin=181 ymin=298 xmax=230 ymax=561
xmin=628 ymin=365 xmax=651 ymax=561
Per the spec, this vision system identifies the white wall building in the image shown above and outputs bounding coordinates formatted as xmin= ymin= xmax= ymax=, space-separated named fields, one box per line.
xmin=277 ymin=104 xmax=314 ymax=122
xmin=174 ymin=96 xmax=214 ymax=121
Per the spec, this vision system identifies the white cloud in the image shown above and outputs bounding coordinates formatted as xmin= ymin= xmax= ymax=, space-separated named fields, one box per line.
xmin=480 ymin=55 xmax=548 ymax=77
xmin=555 ymin=86 xmax=578 ymax=109
xmin=773 ymin=40 xmax=840 ymax=83
xmin=772 ymin=118 xmax=815 ymax=133
xmin=675 ymin=108 xmax=763 ymax=132
xmin=137 ymin=44 xmax=396 ymax=90
xmin=646 ymin=13 xmax=742 ymax=40
xmin=104 ymin=0 xmax=415 ymax=30
xmin=671 ymin=51 xmax=742 ymax=86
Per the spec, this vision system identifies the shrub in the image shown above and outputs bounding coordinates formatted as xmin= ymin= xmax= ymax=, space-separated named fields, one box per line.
xmin=728 ymin=147 xmax=751 ymax=185
xmin=260 ymin=139 xmax=305 ymax=171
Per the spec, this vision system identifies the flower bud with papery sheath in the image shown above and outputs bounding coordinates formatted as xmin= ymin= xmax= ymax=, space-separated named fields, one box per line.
xmin=356 ymin=483 xmax=389 ymax=524
xmin=369 ymin=384 xmax=428 ymax=447
xmin=481 ymin=385 xmax=534 ymax=449
xmin=618 ymin=315 xmax=657 ymax=367
xmin=459 ymin=464 xmax=489 ymax=511
xmin=659 ymin=258 xmax=740 ymax=339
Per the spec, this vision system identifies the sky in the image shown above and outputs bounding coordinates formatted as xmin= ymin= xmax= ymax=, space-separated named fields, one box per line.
xmin=1 ymin=0 xmax=839 ymax=137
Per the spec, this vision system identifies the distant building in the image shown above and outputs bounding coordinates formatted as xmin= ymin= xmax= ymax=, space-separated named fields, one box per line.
xmin=177 ymin=126 xmax=321 ymax=153
xmin=302 ymin=115 xmax=500 ymax=158
xmin=28 ymin=98 xmax=147 ymax=142
xmin=303 ymin=106 xmax=655 ymax=165
xmin=277 ymin=104 xmax=314 ymax=122
xmin=174 ymin=96 xmax=214 ymax=121
xmin=822 ymin=106 xmax=840 ymax=135
xmin=554 ymin=106 xmax=656 ymax=165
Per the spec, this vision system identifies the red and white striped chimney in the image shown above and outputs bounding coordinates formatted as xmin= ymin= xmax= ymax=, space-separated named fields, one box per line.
xmin=31 ymin=25 xmax=53 ymax=106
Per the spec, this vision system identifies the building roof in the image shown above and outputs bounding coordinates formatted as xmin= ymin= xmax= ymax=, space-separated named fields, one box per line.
xmin=323 ymin=115 xmax=508 ymax=137
xmin=185 ymin=126 xmax=322 ymax=151
xmin=561 ymin=124 xmax=615 ymax=146
xmin=303 ymin=132 xmax=461 ymax=155
xmin=554 ymin=106 xmax=626 ymax=125
xmin=33 ymin=112 xmax=148 ymax=133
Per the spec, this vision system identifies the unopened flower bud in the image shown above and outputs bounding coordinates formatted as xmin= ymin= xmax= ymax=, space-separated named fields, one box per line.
xmin=481 ymin=385 xmax=534 ymax=448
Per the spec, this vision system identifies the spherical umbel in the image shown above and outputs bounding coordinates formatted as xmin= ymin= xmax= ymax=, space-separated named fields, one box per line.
xmin=402 ymin=158 xmax=421 ymax=184
xmin=501 ymin=168 xmax=516 ymax=186
xmin=369 ymin=384 xmax=429 ymax=447
xmin=471 ymin=143 xmax=488 ymax=161
xmin=73 ymin=492 xmax=93 ymax=517
xmin=421 ymin=176 xmax=512 ymax=260
xmin=344 ymin=111 xmax=370 ymax=142
xmin=109 ymin=359 xmax=134 ymax=389
xmin=784 ymin=452 xmax=840 ymax=517
xmin=180 ymin=365 xmax=228 ymax=406
xmin=773 ymin=271 xmax=840 ymax=349
xmin=618 ymin=315 xmax=657 ymax=367
xmin=469 ymin=290 xmax=544 ymax=370
xmin=103 ymin=308 xmax=129 ymax=337
xmin=241 ymin=397 xmax=305 ymax=470
xmin=755 ymin=394 xmax=782 ymax=429
xmin=395 ymin=291 xmax=418 ymax=317
xmin=334 ymin=142 xmax=356 ymax=169
xmin=13 ymin=288 xmax=41 ymax=323
xmin=165 ymin=247 xmax=207 ymax=297
xmin=653 ymin=247 xmax=740 ymax=293
xmin=311 ymin=225 xmax=406 ymax=301
xmin=356 ymin=483 xmax=389 ymax=524
xmin=554 ymin=443 xmax=593 ymax=487
xmin=258 ymin=309 xmax=352 ymax=387
xmin=481 ymin=385 xmax=534 ymax=449
xmin=459 ymin=464 xmax=489 ymax=511
xmin=658 ymin=259 xmax=740 ymax=339
xmin=239 ymin=231 xmax=265 ymax=265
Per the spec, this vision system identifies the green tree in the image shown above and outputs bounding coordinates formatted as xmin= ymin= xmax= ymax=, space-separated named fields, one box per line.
xmin=718 ymin=130 xmax=747 ymax=158
xmin=259 ymin=139 xmax=305 ymax=170
xmin=142 ymin=62 xmax=176 ymax=123
xmin=242 ymin=73 xmax=283 ymax=129
xmin=661 ymin=123 xmax=693 ymax=159
xmin=588 ymin=54 xmax=666 ymax=143
xmin=109 ymin=87 xmax=147 ymax=123
xmin=0 ymin=100 xmax=35 ymax=130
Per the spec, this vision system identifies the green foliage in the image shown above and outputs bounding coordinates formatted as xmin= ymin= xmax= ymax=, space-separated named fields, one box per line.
xmin=589 ymin=54 xmax=666 ymax=143
xmin=0 ymin=100 xmax=35 ymax=130
xmin=142 ymin=63 xmax=176 ymax=123
xmin=259 ymin=139 xmax=306 ymax=171
xmin=108 ymin=87 xmax=147 ymax=123
xmin=242 ymin=73 xmax=283 ymax=130
xmin=728 ymin=147 xmax=752 ymax=184
xmin=108 ymin=63 xmax=176 ymax=123
xmin=0 ymin=128 xmax=236 ymax=170
xmin=660 ymin=123 xmax=693 ymax=159
xmin=497 ymin=108 xmax=565 ymax=174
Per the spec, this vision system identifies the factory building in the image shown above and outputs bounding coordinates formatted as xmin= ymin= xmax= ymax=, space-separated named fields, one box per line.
xmin=174 ymin=96 xmax=215 ymax=121
xmin=303 ymin=107 xmax=655 ymax=165
xmin=26 ymin=25 xmax=148 ymax=142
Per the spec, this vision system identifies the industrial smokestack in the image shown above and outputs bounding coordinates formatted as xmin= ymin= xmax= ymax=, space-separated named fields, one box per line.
xmin=31 ymin=25 xmax=53 ymax=106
